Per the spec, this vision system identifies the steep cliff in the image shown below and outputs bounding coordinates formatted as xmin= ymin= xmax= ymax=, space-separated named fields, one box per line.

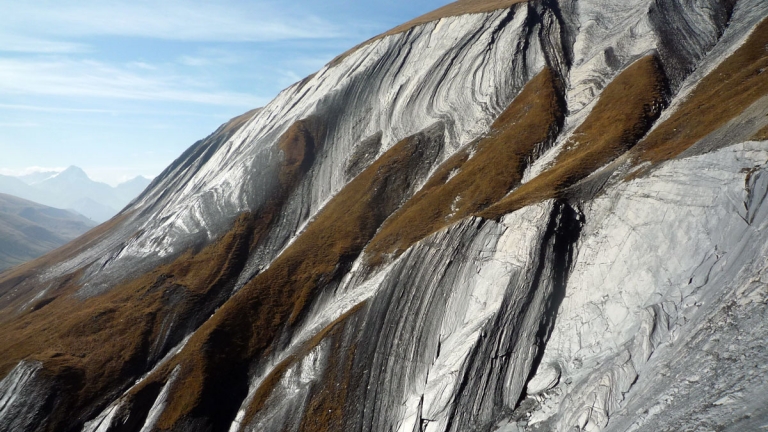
xmin=1 ymin=0 xmax=767 ymax=431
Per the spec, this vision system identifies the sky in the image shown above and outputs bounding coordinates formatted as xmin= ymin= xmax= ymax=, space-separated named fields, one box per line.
xmin=0 ymin=0 xmax=452 ymax=185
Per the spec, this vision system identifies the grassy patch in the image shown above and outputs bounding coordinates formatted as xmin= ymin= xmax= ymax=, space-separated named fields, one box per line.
xmin=481 ymin=55 xmax=669 ymax=218
xmin=631 ymin=18 xmax=768 ymax=164
xmin=365 ymin=67 xmax=565 ymax=265
xmin=218 ymin=108 xmax=260 ymax=137
xmin=247 ymin=116 xmax=327 ymax=252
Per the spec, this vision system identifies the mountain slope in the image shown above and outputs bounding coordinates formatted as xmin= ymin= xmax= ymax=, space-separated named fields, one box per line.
xmin=0 ymin=194 xmax=96 ymax=272
xmin=114 ymin=176 xmax=152 ymax=204
xmin=0 ymin=1 xmax=767 ymax=431
xmin=16 ymin=170 xmax=61 ymax=185
xmin=0 ymin=175 xmax=56 ymax=206
xmin=33 ymin=167 xmax=124 ymax=220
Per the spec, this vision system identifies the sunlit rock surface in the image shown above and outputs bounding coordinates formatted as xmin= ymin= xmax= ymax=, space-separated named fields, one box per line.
xmin=1 ymin=0 xmax=767 ymax=431
xmin=517 ymin=142 xmax=768 ymax=432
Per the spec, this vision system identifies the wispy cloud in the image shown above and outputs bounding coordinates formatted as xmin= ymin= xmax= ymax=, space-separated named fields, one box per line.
xmin=178 ymin=49 xmax=244 ymax=67
xmin=0 ymin=58 xmax=267 ymax=106
xmin=1 ymin=1 xmax=342 ymax=43
xmin=0 ymin=35 xmax=90 ymax=54
xmin=0 ymin=103 xmax=115 ymax=114
xmin=127 ymin=62 xmax=158 ymax=71
xmin=0 ymin=122 xmax=41 ymax=128
xmin=0 ymin=103 xmax=239 ymax=120
xmin=0 ymin=1 xmax=385 ymax=187
xmin=0 ymin=166 xmax=65 ymax=176
xmin=178 ymin=56 xmax=212 ymax=67
xmin=277 ymin=69 xmax=304 ymax=88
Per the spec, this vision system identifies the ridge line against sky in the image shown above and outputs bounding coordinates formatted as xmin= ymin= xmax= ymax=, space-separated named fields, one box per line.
xmin=0 ymin=0 xmax=452 ymax=186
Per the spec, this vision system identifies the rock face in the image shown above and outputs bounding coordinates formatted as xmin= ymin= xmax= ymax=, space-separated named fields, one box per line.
xmin=0 ymin=0 xmax=767 ymax=431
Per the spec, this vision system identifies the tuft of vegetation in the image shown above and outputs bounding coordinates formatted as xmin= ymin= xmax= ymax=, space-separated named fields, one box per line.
xmin=365 ymin=68 xmax=565 ymax=265
xmin=630 ymin=18 xmax=768 ymax=165
xmin=218 ymin=108 xmax=261 ymax=137
xmin=296 ymin=334 xmax=359 ymax=432
xmin=295 ymin=313 xmax=361 ymax=432
xmin=480 ymin=54 xmax=669 ymax=218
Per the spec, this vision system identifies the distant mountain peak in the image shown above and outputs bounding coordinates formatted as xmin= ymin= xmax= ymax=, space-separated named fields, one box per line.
xmin=0 ymin=166 xmax=148 ymax=223
xmin=119 ymin=175 xmax=151 ymax=185
xmin=55 ymin=166 xmax=91 ymax=181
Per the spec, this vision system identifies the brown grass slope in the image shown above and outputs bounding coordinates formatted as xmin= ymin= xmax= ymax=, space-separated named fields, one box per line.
xmin=480 ymin=54 xmax=669 ymax=218
xmin=151 ymin=126 xmax=442 ymax=431
xmin=365 ymin=67 xmax=565 ymax=265
xmin=0 ymin=213 xmax=130 ymax=317
xmin=248 ymin=116 xmax=326 ymax=252
xmin=295 ymin=328 xmax=360 ymax=432
xmin=295 ymin=305 xmax=363 ymax=432
xmin=0 ymin=115 xmax=319 ymax=432
xmin=0 ymin=193 xmax=96 ymax=271
xmin=630 ymin=17 xmax=768 ymax=165
xmin=0 ymin=213 xmax=256 ymax=431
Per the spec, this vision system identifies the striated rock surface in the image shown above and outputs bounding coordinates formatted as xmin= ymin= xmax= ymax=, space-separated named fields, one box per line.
xmin=1 ymin=0 xmax=767 ymax=431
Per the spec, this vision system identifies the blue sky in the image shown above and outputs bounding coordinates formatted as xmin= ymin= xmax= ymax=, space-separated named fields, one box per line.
xmin=0 ymin=0 xmax=451 ymax=185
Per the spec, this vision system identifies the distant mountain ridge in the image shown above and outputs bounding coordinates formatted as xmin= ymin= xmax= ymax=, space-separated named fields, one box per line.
xmin=16 ymin=170 xmax=61 ymax=185
xmin=0 ymin=167 xmax=151 ymax=222
xmin=0 ymin=193 xmax=96 ymax=272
